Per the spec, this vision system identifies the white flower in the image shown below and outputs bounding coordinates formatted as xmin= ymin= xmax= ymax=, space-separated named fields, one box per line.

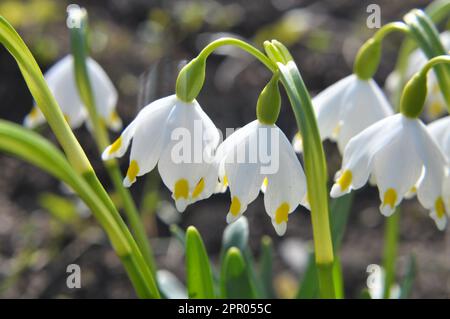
xmin=331 ymin=114 xmax=448 ymax=230
xmin=385 ymin=31 xmax=450 ymax=120
xmin=216 ymin=120 xmax=308 ymax=236
xmin=295 ymin=74 xmax=393 ymax=153
xmin=102 ymin=95 xmax=220 ymax=213
xmin=428 ymin=116 xmax=450 ymax=221
xmin=24 ymin=55 xmax=121 ymax=130
xmin=428 ymin=116 xmax=450 ymax=161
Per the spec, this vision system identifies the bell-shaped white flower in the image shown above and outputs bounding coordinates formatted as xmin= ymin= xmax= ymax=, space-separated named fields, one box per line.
xmin=102 ymin=94 xmax=220 ymax=213
xmin=24 ymin=55 xmax=121 ymax=130
xmin=385 ymin=31 xmax=450 ymax=120
xmin=331 ymin=114 xmax=448 ymax=230
xmin=428 ymin=116 xmax=450 ymax=223
xmin=428 ymin=116 xmax=450 ymax=161
xmin=216 ymin=120 xmax=308 ymax=236
xmin=294 ymin=74 xmax=393 ymax=154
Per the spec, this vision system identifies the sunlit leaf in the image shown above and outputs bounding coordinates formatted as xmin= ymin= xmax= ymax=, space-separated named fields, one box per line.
xmin=185 ymin=226 xmax=215 ymax=298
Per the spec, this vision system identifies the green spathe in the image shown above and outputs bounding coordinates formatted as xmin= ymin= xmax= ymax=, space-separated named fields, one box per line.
xmin=176 ymin=56 xmax=206 ymax=103
xmin=354 ymin=38 xmax=382 ymax=80
xmin=400 ymin=73 xmax=427 ymax=118
xmin=256 ymin=75 xmax=281 ymax=125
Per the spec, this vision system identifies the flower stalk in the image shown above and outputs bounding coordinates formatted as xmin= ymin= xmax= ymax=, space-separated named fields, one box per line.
xmin=69 ymin=8 xmax=157 ymax=275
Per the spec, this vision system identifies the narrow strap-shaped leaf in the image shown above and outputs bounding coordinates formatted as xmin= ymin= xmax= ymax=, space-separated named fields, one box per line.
xmin=259 ymin=236 xmax=275 ymax=298
xmin=220 ymin=247 xmax=256 ymax=299
xmin=399 ymin=255 xmax=417 ymax=299
xmin=296 ymin=193 xmax=354 ymax=299
xmin=185 ymin=226 xmax=215 ymax=298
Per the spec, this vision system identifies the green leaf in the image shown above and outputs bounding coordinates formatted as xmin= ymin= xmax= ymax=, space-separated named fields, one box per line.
xmin=296 ymin=193 xmax=354 ymax=299
xmin=38 ymin=193 xmax=79 ymax=224
xmin=221 ymin=216 xmax=249 ymax=253
xmin=404 ymin=9 xmax=450 ymax=109
xmin=185 ymin=226 xmax=215 ymax=298
xmin=399 ymin=255 xmax=417 ymax=299
xmin=296 ymin=252 xmax=319 ymax=299
xmin=157 ymin=270 xmax=188 ymax=299
xmin=221 ymin=247 xmax=257 ymax=298
xmin=259 ymin=236 xmax=275 ymax=298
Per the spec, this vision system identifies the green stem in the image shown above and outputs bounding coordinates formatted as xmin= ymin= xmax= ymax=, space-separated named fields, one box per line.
xmin=277 ymin=61 xmax=336 ymax=298
xmin=70 ymin=10 xmax=157 ymax=275
xmin=372 ymin=22 xmax=410 ymax=42
xmin=382 ymin=209 xmax=400 ymax=299
xmin=417 ymin=54 xmax=450 ymax=76
xmin=197 ymin=37 xmax=277 ymax=72
xmin=404 ymin=9 xmax=450 ymax=109
xmin=105 ymin=161 xmax=157 ymax=274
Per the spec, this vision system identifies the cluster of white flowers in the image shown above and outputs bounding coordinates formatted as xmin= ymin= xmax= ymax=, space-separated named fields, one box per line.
xmin=27 ymin=42 xmax=450 ymax=235
xmin=102 ymin=95 xmax=308 ymax=236
xmin=295 ymin=46 xmax=450 ymax=230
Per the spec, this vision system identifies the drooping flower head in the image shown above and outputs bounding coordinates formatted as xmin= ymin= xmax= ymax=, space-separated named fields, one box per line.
xmin=102 ymin=94 xmax=220 ymax=212
xmin=24 ymin=55 xmax=121 ymax=130
xmin=216 ymin=120 xmax=308 ymax=236
xmin=293 ymin=74 xmax=393 ymax=153
xmin=331 ymin=113 xmax=448 ymax=229
xmin=385 ymin=31 xmax=450 ymax=120
xmin=428 ymin=116 xmax=450 ymax=220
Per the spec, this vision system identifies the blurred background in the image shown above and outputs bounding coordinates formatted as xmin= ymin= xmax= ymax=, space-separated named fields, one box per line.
xmin=0 ymin=0 xmax=449 ymax=298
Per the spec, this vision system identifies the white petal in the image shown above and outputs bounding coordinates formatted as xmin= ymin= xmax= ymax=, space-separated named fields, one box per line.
xmin=222 ymin=123 xmax=264 ymax=222
xmin=427 ymin=116 xmax=450 ymax=161
xmin=372 ymin=124 xmax=422 ymax=216
xmin=413 ymin=119 xmax=448 ymax=211
xmin=23 ymin=107 xmax=45 ymax=128
xmin=271 ymin=219 xmax=287 ymax=236
xmin=263 ymin=127 xmax=307 ymax=236
xmin=102 ymin=95 xmax=176 ymax=161
xmin=292 ymin=132 xmax=303 ymax=153
xmin=430 ymin=210 xmax=447 ymax=231
xmin=336 ymin=78 xmax=393 ymax=152
xmin=331 ymin=114 xmax=403 ymax=197
xmin=313 ymin=75 xmax=354 ymax=141
xmin=44 ymin=55 xmax=86 ymax=129
xmin=158 ymin=99 xmax=220 ymax=211
xmin=85 ymin=58 xmax=119 ymax=126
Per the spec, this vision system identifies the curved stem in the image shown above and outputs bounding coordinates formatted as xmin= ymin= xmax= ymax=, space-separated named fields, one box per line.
xmin=418 ymin=54 xmax=450 ymax=76
xmin=278 ymin=61 xmax=336 ymax=298
xmin=197 ymin=37 xmax=277 ymax=72
xmin=372 ymin=22 xmax=410 ymax=42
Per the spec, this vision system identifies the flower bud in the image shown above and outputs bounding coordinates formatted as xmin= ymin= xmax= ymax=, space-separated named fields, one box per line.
xmin=175 ymin=56 xmax=206 ymax=103
xmin=257 ymin=75 xmax=281 ymax=125
xmin=400 ymin=72 xmax=427 ymax=118
xmin=353 ymin=38 xmax=381 ymax=80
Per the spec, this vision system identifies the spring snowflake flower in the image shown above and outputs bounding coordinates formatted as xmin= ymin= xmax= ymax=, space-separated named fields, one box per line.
xmin=331 ymin=113 xmax=448 ymax=230
xmin=385 ymin=31 xmax=450 ymax=120
xmin=102 ymin=95 xmax=220 ymax=212
xmin=24 ymin=55 xmax=121 ymax=130
xmin=216 ymin=120 xmax=308 ymax=236
xmin=428 ymin=116 xmax=450 ymax=161
xmin=428 ymin=116 xmax=450 ymax=224
xmin=292 ymin=74 xmax=393 ymax=153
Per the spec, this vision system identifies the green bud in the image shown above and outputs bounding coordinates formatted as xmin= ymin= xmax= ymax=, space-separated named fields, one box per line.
xmin=257 ymin=75 xmax=281 ymax=125
xmin=271 ymin=40 xmax=293 ymax=63
xmin=353 ymin=38 xmax=381 ymax=80
xmin=175 ymin=56 xmax=206 ymax=103
xmin=400 ymin=72 xmax=427 ymax=118
xmin=263 ymin=40 xmax=293 ymax=65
